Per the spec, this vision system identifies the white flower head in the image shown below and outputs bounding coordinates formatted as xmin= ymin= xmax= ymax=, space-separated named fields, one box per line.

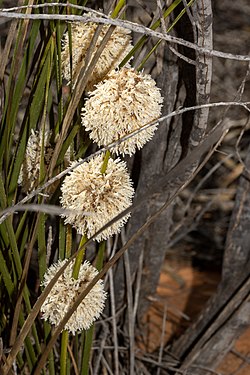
xmin=18 ymin=129 xmax=53 ymax=193
xmin=61 ymin=21 xmax=133 ymax=91
xmin=41 ymin=259 xmax=107 ymax=334
xmin=60 ymin=155 xmax=134 ymax=241
xmin=81 ymin=68 xmax=163 ymax=156
xmin=19 ymin=129 xmax=71 ymax=193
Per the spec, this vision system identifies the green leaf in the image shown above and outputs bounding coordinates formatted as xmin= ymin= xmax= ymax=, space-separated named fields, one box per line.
xmin=119 ymin=0 xmax=183 ymax=67
xmin=0 ymin=20 xmax=41 ymax=170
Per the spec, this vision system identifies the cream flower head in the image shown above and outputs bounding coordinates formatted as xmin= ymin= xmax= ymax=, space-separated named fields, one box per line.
xmin=81 ymin=68 xmax=163 ymax=156
xmin=41 ymin=259 xmax=107 ymax=334
xmin=18 ymin=129 xmax=53 ymax=193
xmin=60 ymin=155 xmax=134 ymax=241
xmin=61 ymin=21 xmax=133 ymax=91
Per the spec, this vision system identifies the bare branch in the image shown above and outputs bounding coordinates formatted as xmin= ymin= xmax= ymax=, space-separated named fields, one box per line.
xmin=0 ymin=8 xmax=249 ymax=61
xmin=0 ymin=204 xmax=92 ymax=218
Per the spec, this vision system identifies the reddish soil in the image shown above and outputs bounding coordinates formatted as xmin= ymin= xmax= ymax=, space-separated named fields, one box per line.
xmin=139 ymin=260 xmax=250 ymax=374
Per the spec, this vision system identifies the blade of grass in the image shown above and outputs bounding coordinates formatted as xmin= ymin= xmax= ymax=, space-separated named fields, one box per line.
xmin=72 ymin=235 xmax=87 ymax=280
xmin=9 ymin=213 xmax=42 ymax=359
xmin=111 ymin=0 xmax=126 ymax=18
xmin=19 ymin=219 xmax=29 ymax=259
xmin=0 ymin=242 xmax=37 ymax=373
xmin=56 ymin=123 xmax=80 ymax=166
xmin=3 ymin=222 xmax=35 ymax=339
xmin=80 ymin=241 xmax=105 ymax=375
xmin=0 ymin=173 xmax=9 ymax=247
xmin=137 ymin=0 xmax=195 ymax=71
xmin=60 ymin=230 xmax=86 ymax=374
xmin=0 ymin=20 xmax=41 ymax=169
xmin=60 ymin=330 xmax=69 ymax=375
xmin=0 ymin=225 xmax=9 ymax=248
xmin=38 ymin=213 xmax=47 ymax=281
xmin=5 ymin=217 xmax=22 ymax=278
xmin=15 ymin=211 xmax=28 ymax=243
xmin=7 ymin=38 xmax=54 ymax=203
xmin=74 ymin=138 xmax=92 ymax=160
xmin=0 ymin=19 xmax=18 ymax=80
xmin=80 ymin=326 xmax=94 ymax=375
xmin=38 ymin=33 xmax=54 ymax=281
xmin=6 ymin=30 xmax=54 ymax=198
xmin=0 ymin=249 xmax=15 ymax=297
xmin=59 ymin=224 xmax=72 ymax=373
xmin=95 ymin=241 xmax=106 ymax=271
xmin=0 ymin=9 xmax=31 ymax=167
xmin=44 ymin=321 xmax=56 ymax=375
xmin=54 ymin=20 xmax=65 ymax=132
xmin=119 ymin=0 xmax=182 ymax=67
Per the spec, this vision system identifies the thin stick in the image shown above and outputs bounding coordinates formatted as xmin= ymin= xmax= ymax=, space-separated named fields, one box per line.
xmin=0 ymin=204 xmax=91 ymax=218
xmin=106 ymin=236 xmax=119 ymax=375
xmin=67 ymin=342 xmax=79 ymax=375
xmin=108 ymin=268 xmax=119 ymax=375
xmin=133 ymin=247 xmax=144 ymax=320
xmin=124 ymin=250 xmax=135 ymax=375
xmin=156 ymin=303 xmax=168 ymax=375
xmin=0 ymin=9 xmax=249 ymax=61
xmin=92 ymin=324 xmax=109 ymax=375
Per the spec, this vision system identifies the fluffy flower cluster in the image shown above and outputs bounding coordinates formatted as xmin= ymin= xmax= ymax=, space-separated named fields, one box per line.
xmin=61 ymin=21 xmax=133 ymax=91
xmin=60 ymin=155 xmax=134 ymax=241
xmin=41 ymin=259 xmax=107 ymax=334
xmin=59 ymin=23 xmax=162 ymax=240
xmin=81 ymin=68 xmax=163 ymax=155
xmin=18 ymin=129 xmax=53 ymax=193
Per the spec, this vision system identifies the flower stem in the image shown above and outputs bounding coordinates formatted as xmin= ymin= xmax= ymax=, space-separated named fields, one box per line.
xmin=95 ymin=241 xmax=106 ymax=271
xmin=100 ymin=150 xmax=110 ymax=174
xmin=60 ymin=330 xmax=69 ymax=375
xmin=72 ymin=235 xmax=87 ymax=279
